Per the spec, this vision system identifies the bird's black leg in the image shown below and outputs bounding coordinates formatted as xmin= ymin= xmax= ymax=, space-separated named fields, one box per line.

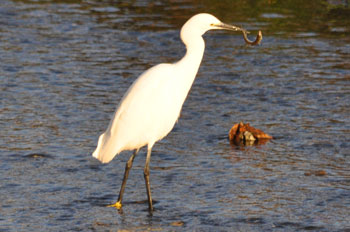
xmin=144 ymin=147 xmax=153 ymax=211
xmin=108 ymin=149 xmax=139 ymax=209
xmin=118 ymin=149 xmax=139 ymax=203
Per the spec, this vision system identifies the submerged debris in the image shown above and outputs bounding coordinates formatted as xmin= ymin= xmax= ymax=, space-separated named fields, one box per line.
xmin=304 ymin=170 xmax=327 ymax=176
xmin=229 ymin=122 xmax=272 ymax=145
xmin=170 ymin=221 xmax=184 ymax=227
xmin=24 ymin=153 xmax=53 ymax=159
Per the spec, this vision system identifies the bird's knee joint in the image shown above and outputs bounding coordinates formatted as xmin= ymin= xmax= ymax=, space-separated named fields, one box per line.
xmin=126 ymin=160 xmax=133 ymax=169
xmin=144 ymin=168 xmax=150 ymax=177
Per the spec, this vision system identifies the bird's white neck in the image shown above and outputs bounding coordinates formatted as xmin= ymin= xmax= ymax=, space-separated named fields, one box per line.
xmin=176 ymin=36 xmax=205 ymax=80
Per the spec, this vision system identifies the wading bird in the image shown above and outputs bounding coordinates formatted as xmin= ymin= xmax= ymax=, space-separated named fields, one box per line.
xmin=93 ymin=13 xmax=243 ymax=212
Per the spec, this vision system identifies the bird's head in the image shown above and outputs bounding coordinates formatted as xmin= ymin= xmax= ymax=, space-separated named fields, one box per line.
xmin=181 ymin=13 xmax=242 ymax=38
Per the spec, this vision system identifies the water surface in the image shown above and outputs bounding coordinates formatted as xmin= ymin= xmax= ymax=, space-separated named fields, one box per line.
xmin=1 ymin=0 xmax=349 ymax=231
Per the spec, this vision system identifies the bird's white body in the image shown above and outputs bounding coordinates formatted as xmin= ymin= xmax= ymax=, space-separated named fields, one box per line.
xmin=93 ymin=61 xmax=200 ymax=163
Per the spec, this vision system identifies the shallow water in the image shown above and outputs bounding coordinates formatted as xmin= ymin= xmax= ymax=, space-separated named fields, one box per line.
xmin=1 ymin=0 xmax=349 ymax=231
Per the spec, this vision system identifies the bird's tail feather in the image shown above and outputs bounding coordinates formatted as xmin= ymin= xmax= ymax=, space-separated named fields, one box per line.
xmin=92 ymin=133 xmax=119 ymax=163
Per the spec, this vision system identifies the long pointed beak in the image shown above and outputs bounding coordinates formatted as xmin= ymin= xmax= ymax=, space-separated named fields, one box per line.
xmin=211 ymin=23 xmax=244 ymax=32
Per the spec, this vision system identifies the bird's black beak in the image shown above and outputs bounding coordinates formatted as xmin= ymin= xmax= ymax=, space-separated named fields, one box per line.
xmin=211 ymin=23 xmax=244 ymax=32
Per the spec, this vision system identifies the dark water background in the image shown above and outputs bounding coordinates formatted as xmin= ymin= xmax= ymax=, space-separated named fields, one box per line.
xmin=1 ymin=0 xmax=349 ymax=231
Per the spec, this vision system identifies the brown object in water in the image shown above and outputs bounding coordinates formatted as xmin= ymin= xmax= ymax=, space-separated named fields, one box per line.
xmin=305 ymin=170 xmax=327 ymax=176
xmin=315 ymin=170 xmax=327 ymax=176
xmin=229 ymin=122 xmax=272 ymax=145
xmin=242 ymin=30 xmax=262 ymax=46
xmin=170 ymin=221 xmax=185 ymax=227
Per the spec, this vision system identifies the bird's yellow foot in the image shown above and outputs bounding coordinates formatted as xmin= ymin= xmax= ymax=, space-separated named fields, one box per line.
xmin=107 ymin=201 xmax=122 ymax=209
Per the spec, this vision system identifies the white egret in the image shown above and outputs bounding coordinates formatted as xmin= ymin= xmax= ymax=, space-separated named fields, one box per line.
xmin=92 ymin=13 xmax=243 ymax=211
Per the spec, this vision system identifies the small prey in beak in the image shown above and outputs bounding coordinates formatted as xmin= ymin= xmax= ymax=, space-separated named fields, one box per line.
xmin=242 ymin=30 xmax=262 ymax=46
xmin=211 ymin=22 xmax=262 ymax=46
